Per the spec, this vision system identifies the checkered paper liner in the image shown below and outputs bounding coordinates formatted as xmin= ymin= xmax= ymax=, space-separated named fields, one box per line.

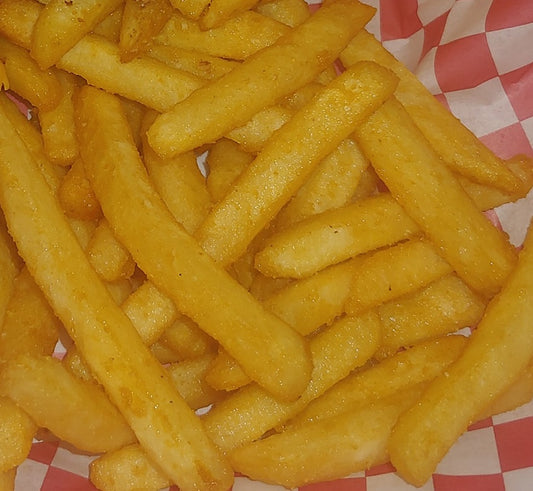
xmin=14 ymin=0 xmax=533 ymax=490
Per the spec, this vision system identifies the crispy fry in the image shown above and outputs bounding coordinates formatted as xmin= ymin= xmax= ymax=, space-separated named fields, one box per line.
xmin=389 ymin=220 xmax=533 ymax=486
xmin=76 ymin=85 xmax=312 ymax=401
xmin=147 ymin=0 xmax=377 ymax=157
xmin=0 ymin=95 xmax=233 ymax=490
xmin=195 ymin=61 xmax=398 ymax=266
xmin=30 ymin=0 xmax=124 ymax=69
xmin=355 ymin=97 xmax=517 ymax=297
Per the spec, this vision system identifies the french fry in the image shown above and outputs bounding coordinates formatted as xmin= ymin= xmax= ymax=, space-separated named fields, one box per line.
xmin=58 ymin=34 xmax=205 ymax=112
xmin=76 ymin=85 xmax=312 ymax=401
xmin=121 ymin=280 xmax=177 ymax=346
xmin=229 ymin=386 xmax=424 ymax=488
xmin=146 ymin=44 xmax=239 ymax=81
xmin=205 ymin=348 xmax=252 ymax=391
xmin=194 ymin=61 xmax=398 ymax=266
xmin=0 ymin=93 xmax=233 ymax=490
xmin=30 ymin=0 xmax=124 ymax=69
xmin=166 ymin=352 xmax=224 ymax=410
xmin=203 ymin=311 xmax=381 ymax=452
xmin=92 ymin=4 xmax=124 ymax=43
xmin=89 ymin=444 xmax=171 ymax=491
xmin=86 ymin=219 xmax=136 ymax=282
xmin=141 ymin=112 xmax=212 ymax=234
xmin=355 ymin=97 xmax=518 ymax=297
xmin=388 ymin=219 xmax=533 ymax=487
xmin=0 ymin=36 xmax=61 ymax=111
xmin=0 ymin=396 xmax=36 ymax=473
xmin=37 ymin=71 xmax=79 ymax=166
xmin=147 ymin=0 xmax=377 ymax=158
xmin=254 ymin=0 xmax=310 ymax=27
xmin=119 ymin=0 xmax=173 ymax=62
xmin=0 ymin=467 xmax=16 ymax=491
xmin=255 ymin=192 xmax=420 ymax=279
xmin=0 ymin=0 xmax=40 ymax=51
xmin=376 ymin=274 xmax=486 ymax=359
xmin=345 ymin=238 xmax=453 ymax=316
xmin=169 ymin=0 xmax=210 ymax=19
xmin=57 ymin=157 xmax=102 ymax=221
xmin=285 ymin=335 xmax=468 ymax=429
xmin=0 ymin=215 xmax=20 ymax=328
xmin=273 ymin=137 xmax=370 ymax=228
xmin=0 ymin=61 xmax=7 ymax=90
xmin=201 ymin=0 xmax=261 ymax=29
xmin=341 ymin=29 xmax=522 ymax=193
xmin=205 ymin=138 xmax=254 ymax=202
xmin=0 ymin=268 xmax=60 ymax=366
xmin=155 ymin=9 xmax=289 ymax=60
xmin=0 ymin=354 xmax=137 ymax=453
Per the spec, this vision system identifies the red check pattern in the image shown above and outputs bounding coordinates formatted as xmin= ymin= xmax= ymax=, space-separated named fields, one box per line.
xmin=16 ymin=0 xmax=533 ymax=489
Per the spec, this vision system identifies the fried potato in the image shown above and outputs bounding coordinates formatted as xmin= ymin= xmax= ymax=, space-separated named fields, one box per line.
xmin=203 ymin=311 xmax=381 ymax=452
xmin=147 ymin=0 xmax=377 ymax=158
xmin=355 ymin=97 xmax=517 ymax=297
xmin=0 ymin=397 xmax=36 ymax=473
xmin=30 ymin=0 xmax=124 ymax=69
xmin=0 ymin=355 xmax=137 ymax=453
xmin=342 ymin=29 xmax=521 ymax=193
xmin=389 ymin=219 xmax=533 ymax=486
xmin=195 ymin=61 xmax=398 ymax=266
xmin=119 ymin=0 xmax=173 ymax=62
xmin=76 ymin=85 xmax=312 ymax=401
xmin=0 ymin=93 xmax=233 ymax=490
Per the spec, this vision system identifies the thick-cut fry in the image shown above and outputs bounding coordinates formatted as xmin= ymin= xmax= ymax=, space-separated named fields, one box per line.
xmin=273 ymin=138 xmax=370 ymax=228
xmin=195 ymin=61 xmax=398 ymax=266
xmin=0 ymin=37 xmax=61 ymax=111
xmin=255 ymin=192 xmax=420 ymax=279
xmin=389 ymin=220 xmax=533 ymax=487
xmin=0 ymin=355 xmax=137 ymax=453
xmin=0 ymin=97 xmax=233 ymax=490
xmin=141 ymin=113 xmax=212 ymax=234
xmin=147 ymin=0 xmax=377 ymax=158
xmin=230 ymin=387 xmax=423 ymax=489
xmin=30 ymin=0 xmax=124 ymax=69
xmin=166 ymin=353 xmax=224 ymax=410
xmin=341 ymin=29 xmax=521 ymax=193
xmin=0 ymin=396 xmax=36 ymax=473
xmin=377 ymin=274 xmax=486 ymax=358
xmin=201 ymin=0 xmax=261 ymax=29
xmin=0 ymin=0 xmax=41 ymax=51
xmin=286 ymin=335 xmax=468 ymax=429
xmin=119 ymin=0 xmax=173 ymax=62
xmin=155 ymin=10 xmax=289 ymax=60
xmin=76 ymin=85 xmax=312 ymax=401
xmin=0 ymin=268 xmax=60 ymax=366
xmin=147 ymin=45 xmax=239 ymax=81
xmin=169 ymin=0 xmax=210 ymax=19
xmin=203 ymin=311 xmax=381 ymax=453
xmin=355 ymin=97 xmax=517 ymax=297
xmin=86 ymin=219 xmax=136 ymax=282
xmin=37 ymin=71 xmax=79 ymax=166
xmin=345 ymin=238 xmax=453 ymax=316
xmin=57 ymin=157 xmax=102 ymax=221
xmin=254 ymin=0 xmax=310 ymax=27
xmin=205 ymin=138 xmax=253 ymax=202
xmin=89 ymin=444 xmax=171 ymax=491
xmin=58 ymin=35 xmax=205 ymax=112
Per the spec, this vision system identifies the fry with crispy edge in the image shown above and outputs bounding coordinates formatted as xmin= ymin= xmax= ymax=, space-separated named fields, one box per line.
xmin=195 ymin=61 xmax=398 ymax=266
xmin=341 ymin=29 xmax=521 ymax=193
xmin=389 ymin=219 xmax=533 ymax=487
xmin=355 ymin=97 xmax=517 ymax=297
xmin=0 ymin=95 xmax=233 ymax=491
xmin=75 ymin=85 xmax=312 ymax=401
xmin=147 ymin=0 xmax=377 ymax=158
xmin=30 ymin=0 xmax=124 ymax=69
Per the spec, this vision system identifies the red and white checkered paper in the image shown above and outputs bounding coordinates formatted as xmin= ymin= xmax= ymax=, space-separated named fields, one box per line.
xmin=16 ymin=0 xmax=533 ymax=489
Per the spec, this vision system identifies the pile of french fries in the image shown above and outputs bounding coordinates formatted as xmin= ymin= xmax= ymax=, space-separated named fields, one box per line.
xmin=0 ymin=0 xmax=532 ymax=489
